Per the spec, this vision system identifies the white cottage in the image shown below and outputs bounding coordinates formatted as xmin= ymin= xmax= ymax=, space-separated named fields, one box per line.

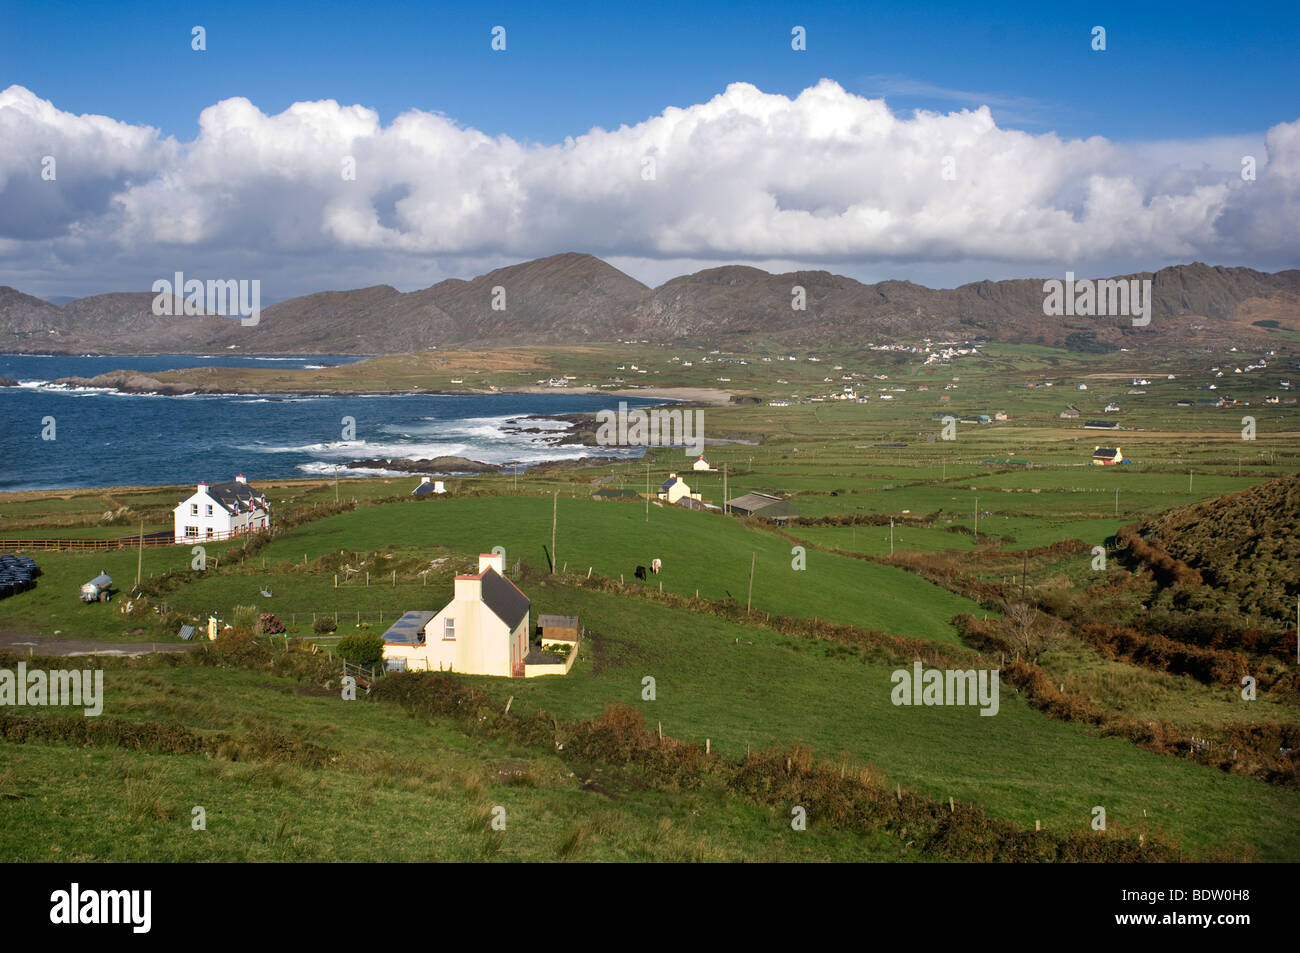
xmin=173 ymin=475 xmax=270 ymax=543
xmin=382 ymin=553 xmax=531 ymax=677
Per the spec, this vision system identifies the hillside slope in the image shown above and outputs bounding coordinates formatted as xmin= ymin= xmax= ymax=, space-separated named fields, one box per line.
xmin=3 ymin=257 xmax=1298 ymax=354
xmin=1138 ymin=472 xmax=1300 ymax=621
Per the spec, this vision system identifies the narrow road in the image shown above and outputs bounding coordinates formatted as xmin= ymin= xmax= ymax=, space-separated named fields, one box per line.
xmin=0 ymin=632 xmax=190 ymax=657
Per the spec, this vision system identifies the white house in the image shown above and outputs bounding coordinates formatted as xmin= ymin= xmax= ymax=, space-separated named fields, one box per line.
xmin=658 ymin=473 xmax=701 ymax=505
xmin=173 ymin=475 xmax=270 ymax=543
xmin=692 ymin=455 xmax=715 ymax=472
xmin=382 ymin=553 xmax=531 ymax=677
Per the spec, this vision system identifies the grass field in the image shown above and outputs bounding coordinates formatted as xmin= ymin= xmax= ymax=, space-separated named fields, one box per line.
xmin=2 ymin=339 xmax=1298 ymax=862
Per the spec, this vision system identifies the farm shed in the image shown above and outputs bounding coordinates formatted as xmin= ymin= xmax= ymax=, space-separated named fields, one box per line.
xmin=726 ymin=492 xmax=800 ymax=522
xmin=591 ymin=488 xmax=642 ymax=501
xmin=538 ymin=614 xmax=580 ymax=648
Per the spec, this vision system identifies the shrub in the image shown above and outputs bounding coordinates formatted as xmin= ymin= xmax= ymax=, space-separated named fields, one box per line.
xmin=259 ymin=613 xmax=285 ymax=634
xmin=337 ymin=633 xmax=385 ymax=669
xmin=313 ymin=616 xmax=337 ymax=634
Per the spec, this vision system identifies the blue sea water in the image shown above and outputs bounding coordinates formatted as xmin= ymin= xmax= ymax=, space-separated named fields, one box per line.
xmin=0 ymin=354 xmax=653 ymax=491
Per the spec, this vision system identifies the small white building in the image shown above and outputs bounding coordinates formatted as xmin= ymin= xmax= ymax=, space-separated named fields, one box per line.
xmin=173 ymin=475 xmax=270 ymax=543
xmin=692 ymin=455 xmax=715 ymax=472
xmin=382 ymin=553 xmax=531 ymax=677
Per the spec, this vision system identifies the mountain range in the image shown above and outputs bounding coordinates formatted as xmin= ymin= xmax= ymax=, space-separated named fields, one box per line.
xmin=2 ymin=254 xmax=1298 ymax=354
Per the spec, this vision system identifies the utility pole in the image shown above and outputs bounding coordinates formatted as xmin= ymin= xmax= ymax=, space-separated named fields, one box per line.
xmin=723 ymin=463 xmax=729 ymax=514
xmin=1114 ymin=487 xmax=1119 ymax=517
xmin=746 ymin=552 xmax=756 ymax=616
xmin=645 ymin=463 xmax=650 ymax=523
xmin=135 ymin=519 xmax=144 ymax=588
xmin=551 ymin=491 xmax=558 ymax=573
xmin=1021 ymin=549 xmax=1028 ymax=599
xmin=889 ymin=518 xmax=894 ymax=556
xmin=334 ymin=465 xmax=340 ymax=503
xmin=1188 ymin=469 xmax=1193 ymax=493
xmin=974 ymin=497 xmax=979 ymax=542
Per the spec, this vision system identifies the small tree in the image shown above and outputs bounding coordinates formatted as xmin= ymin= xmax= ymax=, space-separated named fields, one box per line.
xmin=1000 ymin=602 xmax=1066 ymax=658
xmin=313 ymin=616 xmax=337 ymax=635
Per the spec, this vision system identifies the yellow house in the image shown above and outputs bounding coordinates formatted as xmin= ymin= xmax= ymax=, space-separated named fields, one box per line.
xmin=382 ymin=553 xmax=530 ymax=677
xmin=657 ymin=473 xmax=701 ymax=505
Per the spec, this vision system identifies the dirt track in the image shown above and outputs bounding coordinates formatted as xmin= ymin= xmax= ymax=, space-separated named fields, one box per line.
xmin=0 ymin=632 xmax=189 ymax=657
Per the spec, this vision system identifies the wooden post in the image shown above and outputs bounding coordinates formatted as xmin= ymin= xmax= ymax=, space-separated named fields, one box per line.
xmin=706 ymin=738 xmax=710 ymax=755
xmin=949 ymin=796 xmax=954 ymax=813
xmin=334 ymin=575 xmax=337 ymax=588
xmin=505 ymin=695 xmax=513 ymax=714
xmin=657 ymin=721 xmax=662 ymax=740
xmin=746 ymin=552 xmax=755 ymax=615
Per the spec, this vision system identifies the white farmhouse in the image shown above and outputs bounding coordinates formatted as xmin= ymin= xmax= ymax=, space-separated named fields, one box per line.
xmin=173 ymin=475 xmax=271 ymax=543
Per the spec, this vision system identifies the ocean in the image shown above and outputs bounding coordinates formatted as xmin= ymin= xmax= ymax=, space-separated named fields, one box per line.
xmin=0 ymin=354 xmax=654 ymax=491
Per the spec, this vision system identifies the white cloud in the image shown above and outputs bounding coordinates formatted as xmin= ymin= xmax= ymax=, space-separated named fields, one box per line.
xmin=0 ymin=79 xmax=1296 ymax=297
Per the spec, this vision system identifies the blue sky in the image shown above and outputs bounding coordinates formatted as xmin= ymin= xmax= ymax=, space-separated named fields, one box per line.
xmin=6 ymin=0 xmax=1297 ymax=145
xmin=1 ymin=0 xmax=1298 ymax=296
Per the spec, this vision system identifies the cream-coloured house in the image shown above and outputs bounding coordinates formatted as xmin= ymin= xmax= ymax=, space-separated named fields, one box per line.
xmin=692 ymin=455 xmax=715 ymax=472
xmin=657 ymin=473 xmax=701 ymax=505
xmin=382 ymin=553 xmax=531 ymax=677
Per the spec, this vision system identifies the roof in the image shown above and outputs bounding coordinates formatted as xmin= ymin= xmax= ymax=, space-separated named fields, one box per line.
xmin=479 ymin=568 xmax=530 ymax=630
xmin=204 ymin=481 xmax=267 ymax=513
xmin=381 ymin=610 xmax=438 ymax=644
xmin=538 ymin=614 xmax=578 ymax=629
xmin=660 ymin=476 xmax=684 ymax=490
xmin=412 ymin=482 xmax=437 ymax=495
xmin=726 ymin=492 xmax=798 ymax=517
xmin=591 ymin=488 xmax=641 ymax=499
xmin=1094 ymin=448 xmax=1121 ymax=456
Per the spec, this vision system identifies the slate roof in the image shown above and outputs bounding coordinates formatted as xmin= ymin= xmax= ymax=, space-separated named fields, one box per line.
xmin=204 ymin=481 xmax=267 ymax=513
xmin=538 ymin=614 xmax=578 ymax=629
xmin=381 ymin=610 xmax=438 ymax=644
xmin=480 ymin=568 xmax=530 ymax=629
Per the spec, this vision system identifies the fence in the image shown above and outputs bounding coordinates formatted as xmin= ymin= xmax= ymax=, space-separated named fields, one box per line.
xmin=0 ymin=527 xmax=268 ymax=552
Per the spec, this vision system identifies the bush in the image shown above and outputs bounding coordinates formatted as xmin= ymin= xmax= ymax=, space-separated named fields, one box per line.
xmin=260 ymin=613 xmax=285 ymax=634
xmin=313 ymin=616 xmax=337 ymax=634
xmin=336 ymin=633 xmax=384 ymax=669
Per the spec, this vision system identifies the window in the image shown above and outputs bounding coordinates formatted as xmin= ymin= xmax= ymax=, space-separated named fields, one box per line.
xmin=185 ymin=526 xmax=198 ymax=537
xmin=190 ymin=504 xmax=198 ymax=515
xmin=206 ymin=527 xmax=214 ymax=538
xmin=205 ymin=504 xmax=213 ymax=516
xmin=443 ymin=618 xmax=456 ymax=641
xmin=385 ymin=657 xmax=407 ymax=673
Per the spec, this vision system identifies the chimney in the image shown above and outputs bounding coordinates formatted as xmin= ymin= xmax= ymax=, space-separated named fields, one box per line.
xmin=197 ymin=480 xmax=208 ymax=493
xmin=235 ymin=474 xmax=247 ymax=484
xmin=420 ymin=475 xmax=431 ymax=485
xmin=478 ymin=552 xmax=504 ymax=574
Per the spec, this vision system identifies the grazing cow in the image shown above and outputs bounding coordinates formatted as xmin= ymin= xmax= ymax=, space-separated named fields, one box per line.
xmin=634 ymin=565 xmax=647 ymax=580
xmin=651 ymin=558 xmax=662 ymax=574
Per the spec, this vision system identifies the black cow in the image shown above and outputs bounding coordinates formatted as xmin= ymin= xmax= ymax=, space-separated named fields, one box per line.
xmin=634 ymin=565 xmax=647 ymax=580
